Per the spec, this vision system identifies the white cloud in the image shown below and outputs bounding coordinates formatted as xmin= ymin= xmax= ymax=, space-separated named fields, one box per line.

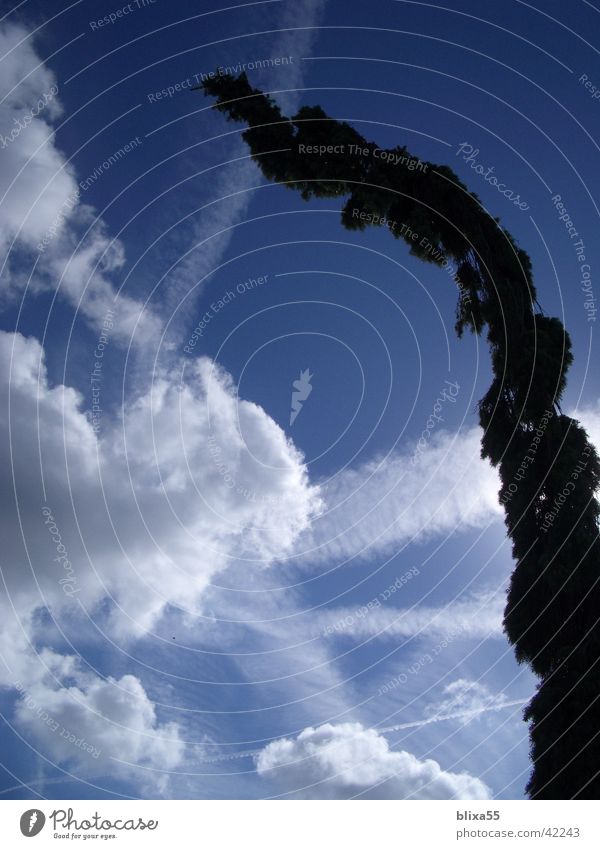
xmin=0 ymin=23 xmax=160 ymax=346
xmin=298 ymin=427 xmax=502 ymax=564
xmin=15 ymin=671 xmax=183 ymax=793
xmin=318 ymin=590 xmax=504 ymax=642
xmin=252 ymin=0 xmax=328 ymax=114
xmin=160 ymin=0 xmax=328 ymax=344
xmin=290 ymin=398 xmax=599 ymax=572
xmin=0 ymin=2 xmax=329 ymax=353
xmin=256 ymin=721 xmax=491 ymax=799
xmin=0 ymin=24 xmax=68 ymax=254
xmin=0 ymin=330 xmax=320 ymax=786
xmin=162 ymin=159 xmax=258 ymax=323
xmin=0 ymin=331 xmax=320 ymax=635
xmin=425 ymin=679 xmax=508 ymax=725
xmin=572 ymin=400 xmax=600 ymax=459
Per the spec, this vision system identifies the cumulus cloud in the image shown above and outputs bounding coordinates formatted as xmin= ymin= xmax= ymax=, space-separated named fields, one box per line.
xmin=0 ymin=23 xmax=159 ymax=346
xmin=256 ymin=722 xmax=491 ymax=799
xmin=0 ymin=330 xmax=320 ymax=785
xmin=299 ymin=426 xmax=502 ymax=564
xmin=0 ymin=331 xmax=320 ymax=635
xmin=15 ymin=671 xmax=183 ymax=793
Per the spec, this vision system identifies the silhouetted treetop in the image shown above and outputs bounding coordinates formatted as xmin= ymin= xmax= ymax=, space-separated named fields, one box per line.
xmin=199 ymin=72 xmax=600 ymax=799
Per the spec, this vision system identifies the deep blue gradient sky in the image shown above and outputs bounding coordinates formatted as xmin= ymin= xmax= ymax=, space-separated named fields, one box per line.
xmin=0 ymin=0 xmax=599 ymax=801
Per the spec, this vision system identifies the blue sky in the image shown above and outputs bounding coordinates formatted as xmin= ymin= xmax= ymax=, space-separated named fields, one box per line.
xmin=0 ymin=0 xmax=599 ymax=800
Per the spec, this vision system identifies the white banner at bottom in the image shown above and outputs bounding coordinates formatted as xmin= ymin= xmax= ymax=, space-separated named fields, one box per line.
xmin=0 ymin=800 xmax=598 ymax=848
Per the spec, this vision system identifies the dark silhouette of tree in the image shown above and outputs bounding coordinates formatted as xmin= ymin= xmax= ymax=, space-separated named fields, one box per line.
xmin=199 ymin=72 xmax=600 ymax=799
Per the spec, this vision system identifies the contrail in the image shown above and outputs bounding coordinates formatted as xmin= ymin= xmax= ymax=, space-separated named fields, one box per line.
xmin=192 ymin=699 xmax=527 ymax=764
xmin=379 ymin=698 xmax=527 ymax=734
xmin=0 ymin=776 xmax=76 ymax=796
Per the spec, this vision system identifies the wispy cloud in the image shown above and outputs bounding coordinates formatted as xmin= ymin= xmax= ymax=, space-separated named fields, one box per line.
xmin=158 ymin=0 xmax=328 ymax=349
xmin=317 ymin=590 xmax=505 ymax=642
xmin=424 ymin=679 xmax=510 ymax=725
xmin=297 ymin=426 xmax=502 ymax=564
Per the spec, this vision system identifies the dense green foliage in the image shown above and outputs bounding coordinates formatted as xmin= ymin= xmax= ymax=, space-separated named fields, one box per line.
xmin=200 ymin=72 xmax=600 ymax=798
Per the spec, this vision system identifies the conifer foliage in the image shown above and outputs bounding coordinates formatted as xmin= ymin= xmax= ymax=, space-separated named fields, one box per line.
xmin=199 ymin=73 xmax=600 ymax=798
